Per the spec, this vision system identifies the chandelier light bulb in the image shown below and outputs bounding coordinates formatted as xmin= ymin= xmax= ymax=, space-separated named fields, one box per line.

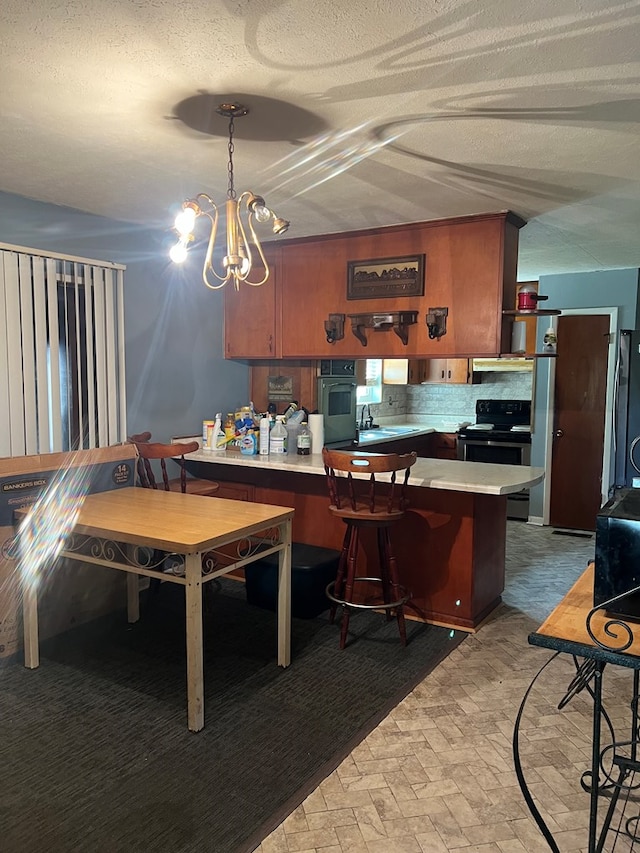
xmin=169 ymin=240 xmax=189 ymax=264
xmin=254 ymin=203 xmax=271 ymax=223
xmin=175 ymin=205 xmax=197 ymax=236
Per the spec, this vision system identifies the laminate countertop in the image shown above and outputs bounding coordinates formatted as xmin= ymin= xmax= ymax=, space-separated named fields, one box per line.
xmin=179 ymin=441 xmax=544 ymax=496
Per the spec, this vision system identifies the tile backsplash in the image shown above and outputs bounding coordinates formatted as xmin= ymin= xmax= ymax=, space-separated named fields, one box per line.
xmin=369 ymin=372 xmax=533 ymax=423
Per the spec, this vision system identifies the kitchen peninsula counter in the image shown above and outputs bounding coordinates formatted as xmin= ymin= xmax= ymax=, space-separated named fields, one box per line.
xmin=182 ymin=446 xmax=542 ymax=495
xmin=181 ymin=444 xmax=544 ymax=631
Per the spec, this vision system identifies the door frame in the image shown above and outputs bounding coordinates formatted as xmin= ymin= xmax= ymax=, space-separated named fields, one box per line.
xmin=541 ymin=307 xmax=618 ymax=526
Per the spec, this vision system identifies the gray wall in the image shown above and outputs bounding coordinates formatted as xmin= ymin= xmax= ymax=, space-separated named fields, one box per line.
xmin=529 ymin=267 xmax=640 ymax=520
xmin=0 ymin=191 xmax=249 ymax=443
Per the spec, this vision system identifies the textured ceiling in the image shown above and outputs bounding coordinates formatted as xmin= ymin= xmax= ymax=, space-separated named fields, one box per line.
xmin=1 ymin=0 xmax=639 ymax=279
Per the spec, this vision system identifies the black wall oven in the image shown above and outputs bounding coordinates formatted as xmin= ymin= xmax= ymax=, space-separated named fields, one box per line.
xmin=317 ymin=360 xmax=357 ymax=446
xmin=457 ymin=400 xmax=532 ymax=520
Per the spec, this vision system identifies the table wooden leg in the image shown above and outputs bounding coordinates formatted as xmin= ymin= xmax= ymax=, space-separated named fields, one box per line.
xmin=126 ymin=573 xmax=140 ymax=623
xmin=277 ymin=519 xmax=292 ymax=667
xmin=19 ymin=528 xmax=40 ymax=669
xmin=184 ymin=552 xmax=204 ymax=731
xmin=23 ymin=574 xmax=39 ymax=669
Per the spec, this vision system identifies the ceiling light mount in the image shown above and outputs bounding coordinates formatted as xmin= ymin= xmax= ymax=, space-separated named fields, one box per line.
xmin=170 ymin=101 xmax=290 ymax=291
xmin=215 ymin=102 xmax=249 ymax=119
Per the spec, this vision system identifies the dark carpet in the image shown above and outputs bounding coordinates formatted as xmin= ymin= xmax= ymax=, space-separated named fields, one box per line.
xmin=0 ymin=579 xmax=464 ymax=853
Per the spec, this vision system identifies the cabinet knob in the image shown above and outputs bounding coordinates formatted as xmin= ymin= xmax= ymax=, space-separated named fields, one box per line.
xmin=554 ymin=428 xmax=564 ymax=438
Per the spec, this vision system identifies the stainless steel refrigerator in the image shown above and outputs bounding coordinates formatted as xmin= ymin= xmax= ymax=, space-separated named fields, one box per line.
xmin=614 ymin=329 xmax=640 ymax=487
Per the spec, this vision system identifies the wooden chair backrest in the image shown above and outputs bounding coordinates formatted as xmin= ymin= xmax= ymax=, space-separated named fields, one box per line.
xmin=127 ymin=431 xmax=152 ymax=444
xmin=132 ymin=440 xmax=199 ymax=492
xmin=322 ymin=448 xmax=417 ymax=516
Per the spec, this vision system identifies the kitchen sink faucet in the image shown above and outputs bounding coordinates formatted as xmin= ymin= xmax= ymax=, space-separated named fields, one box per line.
xmin=359 ymin=404 xmax=373 ymax=430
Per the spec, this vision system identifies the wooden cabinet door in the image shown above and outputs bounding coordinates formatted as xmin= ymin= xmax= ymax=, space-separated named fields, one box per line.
xmin=407 ymin=359 xmax=428 ymax=384
xmin=223 ymin=253 xmax=279 ymax=358
xmin=445 ymin=359 xmax=471 ymax=384
xmin=422 ymin=358 xmax=471 ymax=384
xmin=433 ymin=433 xmax=458 ymax=459
xmin=422 ymin=358 xmax=448 ymax=383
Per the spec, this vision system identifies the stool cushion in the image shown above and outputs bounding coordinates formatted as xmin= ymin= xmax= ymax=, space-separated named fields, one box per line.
xmin=245 ymin=543 xmax=341 ymax=619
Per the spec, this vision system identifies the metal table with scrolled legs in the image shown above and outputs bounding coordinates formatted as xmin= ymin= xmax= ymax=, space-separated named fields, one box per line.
xmin=18 ymin=487 xmax=294 ymax=731
xmin=514 ymin=564 xmax=640 ymax=852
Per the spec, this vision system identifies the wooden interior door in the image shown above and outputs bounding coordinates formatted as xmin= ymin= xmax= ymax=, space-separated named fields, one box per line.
xmin=549 ymin=314 xmax=609 ymax=531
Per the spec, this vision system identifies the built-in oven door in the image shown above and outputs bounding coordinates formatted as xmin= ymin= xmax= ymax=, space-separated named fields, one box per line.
xmin=318 ymin=377 xmax=357 ymax=445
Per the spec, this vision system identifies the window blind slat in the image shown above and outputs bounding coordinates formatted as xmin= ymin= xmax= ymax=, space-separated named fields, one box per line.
xmin=0 ymin=254 xmax=11 ymax=457
xmin=116 ymin=268 xmax=127 ymax=444
xmin=32 ymin=258 xmax=51 ymax=454
xmin=93 ymin=268 xmax=108 ymax=446
xmin=4 ymin=253 xmax=26 ymax=454
xmin=84 ymin=266 xmax=97 ymax=449
xmin=46 ymin=257 xmax=63 ymax=452
xmin=103 ymin=268 xmax=119 ymax=445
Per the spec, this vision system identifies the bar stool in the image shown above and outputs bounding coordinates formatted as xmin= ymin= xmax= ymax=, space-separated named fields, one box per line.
xmin=322 ymin=447 xmax=417 ymax=649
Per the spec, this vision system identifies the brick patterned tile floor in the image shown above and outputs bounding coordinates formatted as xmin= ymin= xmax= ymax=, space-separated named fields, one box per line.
xmin=256 ymin=522 xmax=640 ymax=853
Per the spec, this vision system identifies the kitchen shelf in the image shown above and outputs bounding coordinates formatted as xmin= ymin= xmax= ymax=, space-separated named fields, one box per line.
xmin=503 ymin=309 xmax=561 ymax=317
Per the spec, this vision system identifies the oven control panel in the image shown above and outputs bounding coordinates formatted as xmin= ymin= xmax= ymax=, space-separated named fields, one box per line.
xmin=319 ymin=359 xmax=356 ymax=377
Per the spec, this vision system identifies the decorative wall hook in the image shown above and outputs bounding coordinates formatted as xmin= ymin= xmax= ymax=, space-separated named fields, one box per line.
xmin=347 ymin=311 xmax=418 ymax=347
xmin=426 ymin=307 xmax=448 ymax=339
xmin=324 ymin=313 xmax=345 ymax=344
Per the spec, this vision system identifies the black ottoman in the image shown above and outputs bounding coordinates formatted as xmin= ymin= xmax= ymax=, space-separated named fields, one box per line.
xmin=245 ymin=543 xmax=341 ymax=619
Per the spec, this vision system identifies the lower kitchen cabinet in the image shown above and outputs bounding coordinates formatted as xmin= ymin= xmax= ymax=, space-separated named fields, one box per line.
xmin=363 ymin=434 xmax=435 ymax=457
xmin=212 ymin=480 xmax=255 ymax=502
xmin=429 ymin=432 xmax=458 ymax=460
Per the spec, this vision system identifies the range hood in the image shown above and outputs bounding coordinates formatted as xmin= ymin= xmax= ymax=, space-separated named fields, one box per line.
xmin=471 ymin=358 xmax=534 ymax=373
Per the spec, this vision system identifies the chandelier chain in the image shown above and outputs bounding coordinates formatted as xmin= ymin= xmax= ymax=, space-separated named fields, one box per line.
xmin=227 ymin=116 xmax=236 ymax=200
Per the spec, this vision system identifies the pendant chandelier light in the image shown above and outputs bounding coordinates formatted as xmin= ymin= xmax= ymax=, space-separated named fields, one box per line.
xmin=170 ymin=102 xmax=290 ymax=290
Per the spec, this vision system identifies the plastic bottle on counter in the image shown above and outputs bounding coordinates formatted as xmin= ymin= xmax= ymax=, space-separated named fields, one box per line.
xmin=296 ymin=422 xmax=311 ymax=455
xmin=269 ymin=415 xmax=287 ymax=454
xmin=224 ymin=413 xmax=236 ymax=441
xmin=240 ymin=429 xmax=257 ymax=455
xmin=259 ymin=415 xmax=270 ymax=456
xmin=286 ymin=421 xmax=299 ymax=454
xmin=211 ymin=413 xmax=226 ymax=452
xmin=282 ymin=402 xmax=298 ymax=421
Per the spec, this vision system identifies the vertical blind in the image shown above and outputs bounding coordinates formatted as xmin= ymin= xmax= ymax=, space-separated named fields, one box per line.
xmin=0 ymin=245 xmax=127 ymax=457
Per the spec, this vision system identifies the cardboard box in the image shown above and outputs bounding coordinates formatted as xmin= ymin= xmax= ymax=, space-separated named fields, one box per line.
xmin=0 ymin=446 xmax=136 ymax=658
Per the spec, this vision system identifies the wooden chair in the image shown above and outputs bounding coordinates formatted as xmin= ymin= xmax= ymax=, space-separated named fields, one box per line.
xmin=129 ymin=439 xmax=221 ymax=607
xmin=322 ymin=447 xmax=417 ymax=649
xmin=130 ymin=439 xmax=220 ymax=497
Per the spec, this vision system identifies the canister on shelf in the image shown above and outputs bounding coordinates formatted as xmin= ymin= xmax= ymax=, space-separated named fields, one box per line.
xmin=511 ymin=320 xmax=527 ymax=354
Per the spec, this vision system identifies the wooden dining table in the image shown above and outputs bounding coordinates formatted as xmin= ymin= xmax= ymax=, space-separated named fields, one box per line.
xmin=18 ymin=486 xmax=294 ymax=731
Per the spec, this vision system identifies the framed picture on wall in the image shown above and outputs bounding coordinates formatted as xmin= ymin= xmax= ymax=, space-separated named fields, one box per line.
xmin=347 ymin=254 xmax=425 ymax=300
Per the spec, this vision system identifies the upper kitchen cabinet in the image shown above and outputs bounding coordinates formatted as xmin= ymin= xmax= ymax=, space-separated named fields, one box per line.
xmin=224 ymin=211 xmax=524 ymax=360
xmin=422 ymin=358 xmax=474 ymax=384
xmin=223 ymin=247 xmax=281 ymax=358
xmin=382 ymin=357 xmax=474 ymax=384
